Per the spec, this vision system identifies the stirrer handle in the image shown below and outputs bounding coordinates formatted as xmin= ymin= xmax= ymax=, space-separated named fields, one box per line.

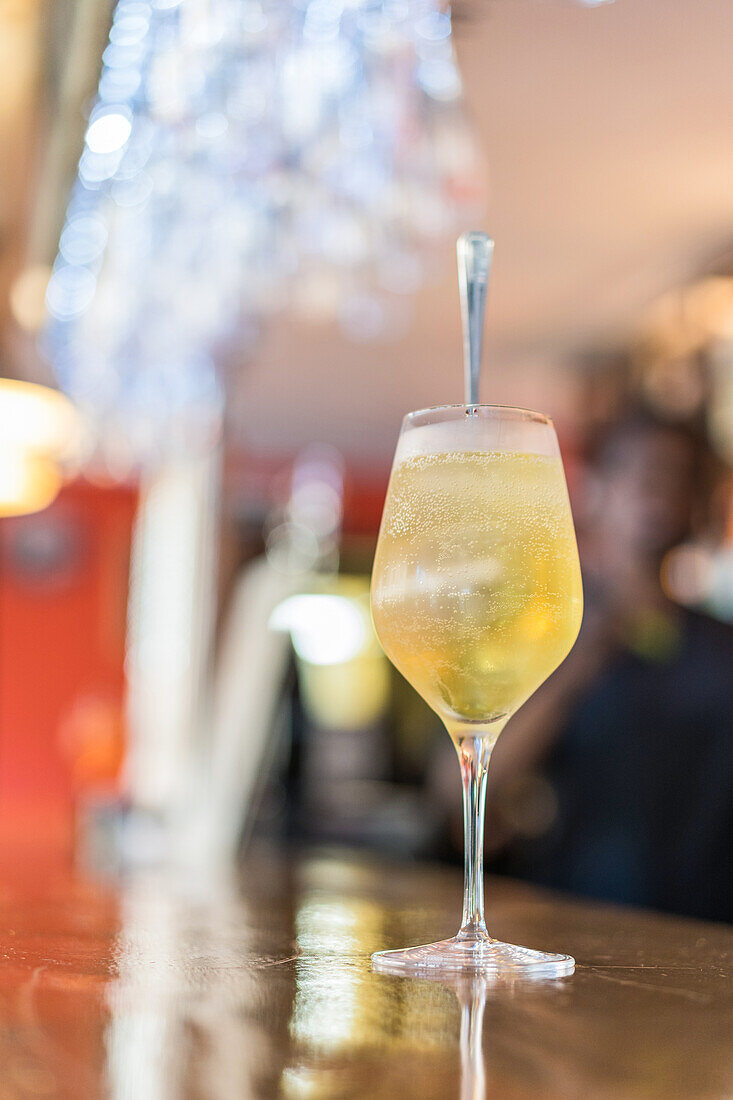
xmin=457 ymin=232 xmax=494 ymax=406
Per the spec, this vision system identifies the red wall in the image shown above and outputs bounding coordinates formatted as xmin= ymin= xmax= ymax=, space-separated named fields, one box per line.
xmin=0 ymin=480 xmax=137 ymax=856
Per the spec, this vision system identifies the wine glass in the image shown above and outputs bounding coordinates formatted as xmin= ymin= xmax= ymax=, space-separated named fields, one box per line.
xmin=370 ymin=403 xmax=583 ymax=976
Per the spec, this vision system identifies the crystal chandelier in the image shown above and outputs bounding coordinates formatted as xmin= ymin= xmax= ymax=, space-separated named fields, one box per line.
xmin=43 ymin=0 xmax=485 ymax=464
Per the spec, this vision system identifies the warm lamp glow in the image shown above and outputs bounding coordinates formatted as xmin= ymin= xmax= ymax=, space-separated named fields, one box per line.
xmin=683 ymin=277 xmax=733 ymax=341
xmin=0 ymin=379 xmax=83 ymax=517
xmin=0 ymin=378 xmax=82 ymax=461
xmin=638 ymin=277 xmax=733 ymax=358
xmin=0 ymin=448 xmax=62 ymax=517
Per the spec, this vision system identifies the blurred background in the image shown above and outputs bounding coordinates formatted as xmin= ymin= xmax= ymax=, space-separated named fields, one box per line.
xmin=1 ymin=0 xmax=732 ymax=921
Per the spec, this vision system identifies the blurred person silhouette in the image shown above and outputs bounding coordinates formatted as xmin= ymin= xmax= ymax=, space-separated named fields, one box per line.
xmin=430 ymin=407 xmax=733 ymax=922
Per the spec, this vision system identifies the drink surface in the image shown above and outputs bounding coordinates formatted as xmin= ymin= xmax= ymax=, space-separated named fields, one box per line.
xmin=371 ymin=449 xmax=583 ymax=736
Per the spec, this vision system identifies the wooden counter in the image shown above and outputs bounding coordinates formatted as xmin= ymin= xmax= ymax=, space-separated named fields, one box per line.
xmin=0 ymin=848 xmax=730 ymax=1098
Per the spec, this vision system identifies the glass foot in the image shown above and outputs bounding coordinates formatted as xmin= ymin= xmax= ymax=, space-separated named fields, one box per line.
xmin=372 ymin=936 xmax=574 ymax=979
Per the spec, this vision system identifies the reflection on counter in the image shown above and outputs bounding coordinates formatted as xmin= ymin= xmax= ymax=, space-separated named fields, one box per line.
xmin=0 ymin=850 xmax=729 ymax=1098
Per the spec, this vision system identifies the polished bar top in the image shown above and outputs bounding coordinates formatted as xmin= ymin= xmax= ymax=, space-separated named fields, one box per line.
xmin=0 ymin=847 xmax=730 ymax=1099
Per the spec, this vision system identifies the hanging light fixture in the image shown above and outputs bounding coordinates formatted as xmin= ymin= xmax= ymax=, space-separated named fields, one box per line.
xmin=43 ymin=0 xmax=485 ymax=467
xmin=0 ymin=379 xmax=83 ymax=516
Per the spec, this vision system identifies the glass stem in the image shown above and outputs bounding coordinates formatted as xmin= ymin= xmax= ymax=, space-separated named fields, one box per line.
xmin=456 ymin=735 xmax=493 ymax=941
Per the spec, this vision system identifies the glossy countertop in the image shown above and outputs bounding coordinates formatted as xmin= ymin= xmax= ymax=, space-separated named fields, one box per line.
xmin=0 ymin=847 xmax=730 ymax=1099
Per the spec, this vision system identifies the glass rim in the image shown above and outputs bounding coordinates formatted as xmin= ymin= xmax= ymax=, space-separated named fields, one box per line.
xmin=403 ymin=403 xmax=553 ymax=428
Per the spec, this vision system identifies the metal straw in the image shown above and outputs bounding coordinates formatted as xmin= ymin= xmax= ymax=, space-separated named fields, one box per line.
xmin=457 ymin=232 xmax=494 ymax=406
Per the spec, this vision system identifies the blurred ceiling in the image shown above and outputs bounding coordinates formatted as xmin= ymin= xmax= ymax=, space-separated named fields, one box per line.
xmin=3 ymin=0 xmax=733 ymax=462
xmin=236 ymin=0 xmax=733 ymax=459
